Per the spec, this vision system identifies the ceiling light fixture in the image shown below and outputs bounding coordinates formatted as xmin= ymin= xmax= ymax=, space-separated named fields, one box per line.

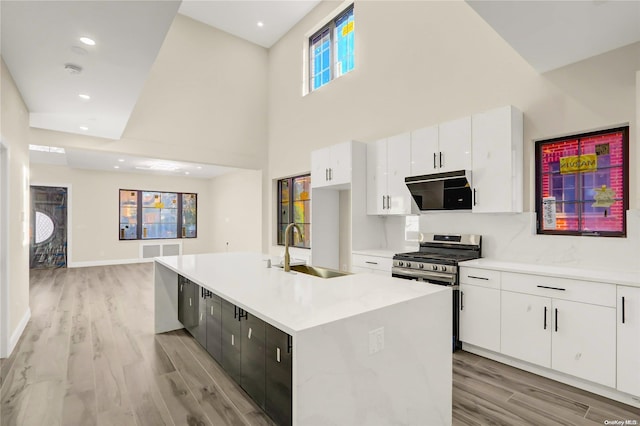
xmin=196 ymin=166 xmax=202 ymax=169
xmin=64 ymin=63 xmax=82 ymax=74
xmin=114 ymin=165 xmax=120 ymax=169
xmin=79 ymin=37 xmax=96 ymax=46
xmin=257 ymin=21 xmax=264 ymax=27
xmin=185 ymin=172 xmax=190 ymax=175
xmin=79 ymin=126 xmax=89 ymax=131
xmin=118 ymin=159 xmax=125 ymax=162
xmin=78 ymin=93 xmax=91 ymax=100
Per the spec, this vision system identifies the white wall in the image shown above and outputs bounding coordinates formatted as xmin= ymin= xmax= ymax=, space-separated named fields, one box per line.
xmin=0 ymin=58 xmax=31 ymax=357
xmin=209 ymin=168 xmax=263 ymax=253
xmin=267 ymin=1 xmax=639 ymax=262
xmin=29 ymin=163 xmax=215 ymax=265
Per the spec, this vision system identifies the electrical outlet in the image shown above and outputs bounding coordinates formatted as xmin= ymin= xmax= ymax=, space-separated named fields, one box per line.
xmin=369 ymin=327 xmax=384 ymax=354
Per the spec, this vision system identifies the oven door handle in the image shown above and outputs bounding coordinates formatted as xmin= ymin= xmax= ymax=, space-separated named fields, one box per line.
xmin=392 ymin=267 xmax=456 ymax=284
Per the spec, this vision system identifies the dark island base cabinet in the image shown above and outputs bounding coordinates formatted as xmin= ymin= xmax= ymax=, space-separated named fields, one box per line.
xmin=206 ymin=293 xmax=222 ymax=362
xmin=265 ymin=323 xmax=293 ymax=426
xmin=221 ymin=299 xmax=243 ymax=384
xmin=177 ymin=275 xmax=292 ymax=426
xmin=241 ymin=313 xmax=266 ymax=409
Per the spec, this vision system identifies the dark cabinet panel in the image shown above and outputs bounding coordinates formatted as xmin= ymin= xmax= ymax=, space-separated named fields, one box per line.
xmin=241 ymin=313 xmax=266 ymax=408
xmin=221 ymin=299 xmax=242 ymax=383
xmin=206 ymin=293 xmax=222 ymax=362
xmin=178 ymin=276 xmax=197 ymax=329
xmin=193 ymin=286 xmax=207 ymax=347
xmin=265 ymin=323 xmax=292 ymax=426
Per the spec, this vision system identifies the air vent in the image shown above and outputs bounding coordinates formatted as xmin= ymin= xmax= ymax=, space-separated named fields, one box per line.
xmin=64 ymin=63 xmax=82 ymax=74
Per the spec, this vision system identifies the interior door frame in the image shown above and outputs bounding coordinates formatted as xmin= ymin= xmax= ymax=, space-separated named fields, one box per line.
xmin=30 ymin=182 xmax=72 ymax=269
xmin=0 ymin=142 xmax=9 ymax=357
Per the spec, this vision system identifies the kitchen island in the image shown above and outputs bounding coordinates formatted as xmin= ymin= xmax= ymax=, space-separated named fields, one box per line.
xmin=154 ymin=252 xmax=452 ymax=425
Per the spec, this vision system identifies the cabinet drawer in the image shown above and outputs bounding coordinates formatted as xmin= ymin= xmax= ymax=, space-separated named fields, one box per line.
xmin=502 ymin=272 xmax=616 ymax=307
xmin=459 ymin=267 xmax=501 ymax=289
xmin=352 ymin=254 xmax=392 ymax=272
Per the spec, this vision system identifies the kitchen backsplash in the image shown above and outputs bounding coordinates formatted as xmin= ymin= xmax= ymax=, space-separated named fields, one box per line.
xmin=416 ymin=210 xmax=640 ymax=270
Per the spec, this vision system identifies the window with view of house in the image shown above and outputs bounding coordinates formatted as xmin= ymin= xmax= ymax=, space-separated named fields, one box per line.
xmin=119 ymin=189 xmax=197 ymax=240
xmin=309 ymin=4 xmax=354 ymax=92
xmin=277 ymin=175 xmax=311 ymax=248
xmin=535 ymin=127 xmax=628 ymax=237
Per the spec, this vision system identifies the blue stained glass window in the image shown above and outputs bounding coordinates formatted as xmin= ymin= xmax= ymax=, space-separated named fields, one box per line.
xmin=309 ymin=5 xmax=354 ymax=92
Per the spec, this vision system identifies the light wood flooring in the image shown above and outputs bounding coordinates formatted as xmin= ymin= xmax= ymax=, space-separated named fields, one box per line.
xmin=1 ymin=263 xmax=638 ymax=425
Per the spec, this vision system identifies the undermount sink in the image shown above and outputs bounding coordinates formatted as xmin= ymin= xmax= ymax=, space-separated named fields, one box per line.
xmin=289 ymin=264 xmax=350 ymax=279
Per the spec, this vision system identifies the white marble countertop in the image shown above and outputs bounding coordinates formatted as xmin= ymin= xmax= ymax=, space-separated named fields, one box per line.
xmin=155 ymin=252 xmax=449 ymax=334
xmin=460 ymin=258 xmax=640 ymax=288
xmin=352 ymin=246 xmax=418 ymax=258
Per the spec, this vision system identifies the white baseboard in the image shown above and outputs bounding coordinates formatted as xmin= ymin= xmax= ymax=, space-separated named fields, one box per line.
xmin=68 ymin=258 xmax=153 ymax=268
xmin=462 ymin=343 xmax=640 ymax=409
xmin=5 ymin=307 xmax=31 ymax=358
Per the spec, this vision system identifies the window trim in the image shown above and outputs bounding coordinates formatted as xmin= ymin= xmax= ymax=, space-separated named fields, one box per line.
xmin=276 ymin=174 xmax=311 ymax=249
xmin=534 ymin=126 xmax=629 ymax=238
xmin=119 ymin=189 xmax=198 ymax=241
xmin=307 ymin=3 xmax=354 ymax=93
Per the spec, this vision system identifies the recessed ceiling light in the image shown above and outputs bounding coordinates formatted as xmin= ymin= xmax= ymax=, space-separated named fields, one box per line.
xmin=257 ymin=21 xmax=264 ymax=27
xmin=113 ymin=165 xmax=120 ymax=169
xmin=118 ymin=158 xmax=125 ymax=162
xmin=185 ymin=172 xmax=190 ymax=175
xmin=196 ymin=166 xmax=202 ymax=169
xmin=79 ymin=37 xmax=95 ymax=46
xmin=79 ymin=126 xmax=89 ymax=131
xmin=78 ymin=93 xmax=90 ymax=100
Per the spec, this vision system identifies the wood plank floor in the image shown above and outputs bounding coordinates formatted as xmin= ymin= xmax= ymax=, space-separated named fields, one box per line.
xmin=1 ymin=263 xmax=638 ymax=425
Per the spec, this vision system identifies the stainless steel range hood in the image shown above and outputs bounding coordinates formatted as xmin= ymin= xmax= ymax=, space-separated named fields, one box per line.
xmin=405 ymin=170 xmax=472 ymax=211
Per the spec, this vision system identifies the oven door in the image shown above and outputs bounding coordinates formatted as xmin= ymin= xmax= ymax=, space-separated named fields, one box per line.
xmin=391 ymin=267 xmax=457 ymax=286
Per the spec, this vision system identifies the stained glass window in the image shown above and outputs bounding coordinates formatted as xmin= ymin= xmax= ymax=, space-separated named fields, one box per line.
xmin=309 ymin=5 xmax=354 ymax=92
xmin=119 ymin=190 xmax=197 ymax=240
xmin=277 ymin=175 xmax=311 ymax=248
xmin=535 ymin=127 xmax=628 ymax=237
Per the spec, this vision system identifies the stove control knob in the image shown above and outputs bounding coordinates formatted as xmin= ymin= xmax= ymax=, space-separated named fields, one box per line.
xmin=432 ymin=265 xmax=438 ymax=271
xmin=418 ymin=263 xmax=424 ymax=269
xmin=406 ymin=262 xmax=411 ymax=268
xmin=439 ymin=265 xmax=447 ymax=272
xmin=398 ymin=261 xmax=404 ymax=267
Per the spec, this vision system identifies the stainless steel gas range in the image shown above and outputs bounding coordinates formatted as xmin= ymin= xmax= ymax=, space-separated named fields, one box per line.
xmin=392 ymin=233 xmax=481 ymax=351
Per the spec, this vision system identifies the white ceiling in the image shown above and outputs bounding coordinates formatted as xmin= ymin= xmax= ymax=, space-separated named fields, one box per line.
xmin=3 ymin=1 xmax=640 ymax=178
xmin=30 ymin=147 xmax=238 ymax=179
xmin=466 ymin=0 xmax=640 ymax=73
xmin=178 ymin=0 xmax=321 ymax=48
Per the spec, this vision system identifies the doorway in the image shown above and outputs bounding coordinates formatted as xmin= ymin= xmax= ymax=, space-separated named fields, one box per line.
xmin=30 ymin=186 xmax=68 ymax=269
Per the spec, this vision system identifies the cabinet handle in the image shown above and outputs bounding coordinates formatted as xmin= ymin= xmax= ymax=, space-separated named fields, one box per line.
xmin=622 ymin=296 xmax=625 ymax=324
xmin=180 ymin=284 xmax=183 ymax=292
xmin=232 ymin=334 xmax=235 ymax=346
xmin=200 ymin=312 xmax=203 ymax=321
xmin=537 ymin=285 xmax=566 ymax=291
xmin=329 ymin=168 xmax=333 ymax=180
xmin=287 ymin=335 xmax=292 ymax=353
xmin=439 ymin=152 xmax=443 ymax=168
xmin=189 ymin=298 xmax=192 ymax=307
xmin=248 ymin=327 xmax=252 ymax=339
xmin=210 ymin=306 xmax=214 ymax=315
xmin=386 ymin=195 xmax=391 ymax=210
xmin=382 ymin=195 xmax=386 ymax=210
xmin=433 ymin=152 xmax=437 ymax=169
xmin=467 ymin=275 xmax=488 ymax=281
xmin=460 ymin=291 xmax=464 ymax=311
xmin=365 ymin=261 xmax=378 ymax=265
xmin=543 ymin=306 xmax=547 ymax=330
xmin=555 ymin=308 xmax=558 ymax=332
xmin=473 ymin=188 xmax=477 ymax=206
xmin=276 ymin=347 xmax=281 ymax=363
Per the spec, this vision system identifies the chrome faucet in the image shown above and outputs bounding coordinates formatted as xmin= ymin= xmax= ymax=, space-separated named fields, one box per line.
xmin=283 ymin=223 xmax=302 ymax=272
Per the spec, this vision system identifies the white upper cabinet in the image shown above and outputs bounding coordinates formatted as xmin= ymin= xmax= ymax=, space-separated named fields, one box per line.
xmin=471 ymin=105 xmax=523 ymax=213
xmin=410 ymin=125 xmax=439 ymax=175
xmin=311 ymin=141 xmax=353 ymax=188
xmin=366 ymin=133 xmax=413 ymax=215
xmin=437 ymin=116 xmax=472 ymax=172
xmin=617 ymin=286 xmax=640 ymax=396
xmin=410 ymin=118 xmax=471 ymax=176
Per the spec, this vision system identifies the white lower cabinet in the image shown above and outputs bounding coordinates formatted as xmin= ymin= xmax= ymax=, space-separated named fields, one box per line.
xmin=459 ymin=283 xmax=500 ymax=352
xmin=351 ymin=253 xmax=392 ymax=275
xmin=551 ymin=299 xmax=616 ymax=388
xmin=501 ymin=291 xmax=551 ymax=368
xmin=617 ymin=286 xmax=640 ymax=396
